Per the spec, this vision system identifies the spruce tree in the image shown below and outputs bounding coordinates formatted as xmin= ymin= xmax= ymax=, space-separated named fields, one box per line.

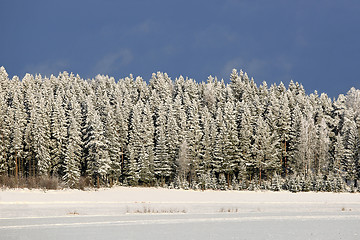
xmin=63 ymin=112 xmax=81 ymax=188
xmin=84 ymin=97 xmax=110 ymax=186
xmin=154 ymin=103 xmax=172 ymax=184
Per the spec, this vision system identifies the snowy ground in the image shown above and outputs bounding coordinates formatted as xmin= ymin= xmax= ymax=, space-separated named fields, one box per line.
xmin=1 ymin=187 xmax=360 ymax=239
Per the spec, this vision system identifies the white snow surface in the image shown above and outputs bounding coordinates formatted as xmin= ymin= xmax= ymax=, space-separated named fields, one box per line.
xmin=1 ymin=188 xmax=360 ymax=239
xmin=1 ymin=187 xmax=360 ymax=217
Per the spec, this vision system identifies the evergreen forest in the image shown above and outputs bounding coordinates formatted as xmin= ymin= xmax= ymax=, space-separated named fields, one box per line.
xmin=0 ymin=66 xmax=359 ymax=192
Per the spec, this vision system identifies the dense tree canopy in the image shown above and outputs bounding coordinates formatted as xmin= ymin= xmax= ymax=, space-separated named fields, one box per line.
xmin=0 ymin=66 xmax=359 ymax=191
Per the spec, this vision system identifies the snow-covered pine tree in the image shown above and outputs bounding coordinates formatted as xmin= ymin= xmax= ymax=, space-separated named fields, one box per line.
xmin=186 ymin=99 xmax=203 ymax=185
xmin=63 ymin=102 xmax=82 ymax=188
xmin=252 ymin=117 xmax=279 ymax=184
xmin=138 ymin=144 xmax=154 ymax=185
xmin=6 ymin=83 xmax=26 ymax=178
xmin=83 ymin=97 xmax=110 ymax=186
xmin=212 ymin=108 xmax=226 ymax=181
xmin=341 ymin=112 xmax=359 ymax=187
xmin=297 ymin=111 xmax=317 ymax=179
xmin=238 ymin=101 xmax=253 ymax=182
xmin=277 ymin=94 xmax=291 ymax=175
xmin=140 ymin=101 xmax=155 ymax=184
xmin=287 ymin=104 xmax=303 ymax=175
xmin=0 ymin=66 xmax=358 ymax=191
xmin=154 ymin=102 xmax=172 ymax=185
xmin=197 ymin=105 xmax=214 ymax=188
xmin=104 ymin=107 xmax=122 ymax=185
xmin=34 ymin=93 xmax=52 ymax=177
xmin=315 ymin=118 xmax=330 ymax=175
xmin=0 ymin=88 xmax=7 ymax=175
xmin=49 ymin=94 xmax=67 ymax=177
xmin=223 ymin=95 xmax=240 ymax=186
xmin=165 ymin=98 xmax=179 ymax=178
xmin=176 ymin=139 xmax=190 ymax=186
xmin=230 ymin=68 xmax=247 ymax=101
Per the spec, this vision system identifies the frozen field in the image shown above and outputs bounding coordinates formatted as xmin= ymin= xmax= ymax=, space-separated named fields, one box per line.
xmin=1 ymin=187 xmax=360 ymax=239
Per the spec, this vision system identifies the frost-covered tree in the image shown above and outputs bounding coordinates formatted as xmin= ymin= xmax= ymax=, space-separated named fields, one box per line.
xmin=341 ymin=114 xmax=359 ymax=187
xmin=0 ymin=90 xmax=8 ymax=174
xmin=198 ymin=106 xmax=214 ymax=185
xmin=154 ymin=102 xmax=172 ymax=184
xmin=83 ymin=97 xmax=110 ymax=186
xmin=63 ymin=107 xmax=82 ymax=188
xmin=34 ymin=95 xmax=52 ymax=176
xmin=315 ymin=118 xmax=330 ymax=175
xmin=252 ymin=117 xmax=279 ymax=183
xmin=176 ymin=140 xmax=190 ymax=183
xmin=238 ymin=101 xmax=253 ymax=180
xmin=49 ymin=95 xmax=67 ymax=176
xmin=223 ymin=98 xmax=240 ymax=185
xmin=0 ymin=66 xmax=358 ymax=191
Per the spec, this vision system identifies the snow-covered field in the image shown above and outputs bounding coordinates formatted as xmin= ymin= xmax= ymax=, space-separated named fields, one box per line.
xmin=1 ymin=187 xmax=360 ymax=239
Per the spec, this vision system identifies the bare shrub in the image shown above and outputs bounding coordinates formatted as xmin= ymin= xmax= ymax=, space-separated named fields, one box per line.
xmin=0 ymin=175 xmax=63 ymax=189
xmin=78 ymin=177 xmax=92 ymax=190
xmin=0 ymin=175 xmax=17 ymax=189
xmin=38 ymin=176 xmax=60 ymax=190
xmin=26 ymin=177 xmax=38 ymax=189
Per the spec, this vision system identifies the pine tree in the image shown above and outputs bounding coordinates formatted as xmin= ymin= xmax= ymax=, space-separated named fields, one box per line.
xmin=84 ymin=97 xmax=110 ymax=186
xmin=7 ymin=85 xmax=26 ymax=178
xmin=49 ymin=95 xmax=67 ymax=176
xmin=297 ymin=111 xmax=317 ymax=178
xmin=165 ymin=98 xmax=179 ymax=176
xmin=198 ymin=106 xmax=214 ymax=187
xmin=112 ymin=95 xmax=130 ymax=177
xmin=34 ymin=95 xmax=52 ymax=176
xmin=223 ymin=99 xmax=240 ymax=186
xmin=341 ymin=115 xmax=359 ymax=187
xmin=104 ymin=108 xmax=122 ymax=184
xmin=186 ymin=100 xmax=203 ymax=183
xmin=230 ymin=69 xmax=247 ymax=101
xmin=315 ymin=118 xmax=330 ymax=175
xmin=212 ymin=108 xmax=225 ymax=177
xmin=0 ymin=66 xmax=359 ymax=191
xmin=252 ymin=117 xmax=279 ymax=183
xmin=278 ymin=94 xmax=291 ymax=175
xmin=238 ymin=101 xmax=254 ymax=181
xmin=0 ymin=89 xmax=7 ymax=174
xmin=138 ymin=145 xmax=154 ymax=185
xmin=334 ymin=134 xmax=345 ymax=176
xmin=126 ymin=100 xmax=149 ymax=185
xmin=126 ymin=145 xmax=140 ymax=186
xmin=176 ymin=140 xmax=190 ymax=185
xmin=287 ymin=105 xmax=302 ymax=175
xmin=63 ymin=100 xmax=82 ymax=188
xmin=154 ymin=103 xmax=172 ymax=184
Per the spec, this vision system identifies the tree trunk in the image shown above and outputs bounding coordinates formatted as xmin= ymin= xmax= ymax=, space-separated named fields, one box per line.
xmin=259 ymin=167 xmax=262 ymax=185
xmin=121 ymin=146 xmax=124 ymax=170
xmin=15 ymin=152 xmax=18 ymax=179
xmin=29 ymin=157 xmax=31 ymax=177
xmin=227 ymin=172 xmax=230 ymax=187
xmin=284 ymin=140 xmax=287 ymax=176
xmin=19 ymin=157 xmax=22 ymax=178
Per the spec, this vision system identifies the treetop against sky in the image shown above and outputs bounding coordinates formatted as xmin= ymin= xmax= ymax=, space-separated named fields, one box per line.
xmin=1 ymin=0 xmax=360 ymax=98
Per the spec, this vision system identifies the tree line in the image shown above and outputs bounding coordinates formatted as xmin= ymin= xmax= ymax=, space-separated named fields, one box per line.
xmin=0 ymin=66 xmax=359 ymax=191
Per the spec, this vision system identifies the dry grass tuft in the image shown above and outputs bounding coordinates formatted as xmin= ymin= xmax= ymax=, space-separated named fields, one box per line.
xmin=127 ymin=206 xmax=187 ymax=214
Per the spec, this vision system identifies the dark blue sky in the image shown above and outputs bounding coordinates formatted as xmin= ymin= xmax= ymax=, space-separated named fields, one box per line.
xmin=1 ymin=0 xmax=360 ymax=97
